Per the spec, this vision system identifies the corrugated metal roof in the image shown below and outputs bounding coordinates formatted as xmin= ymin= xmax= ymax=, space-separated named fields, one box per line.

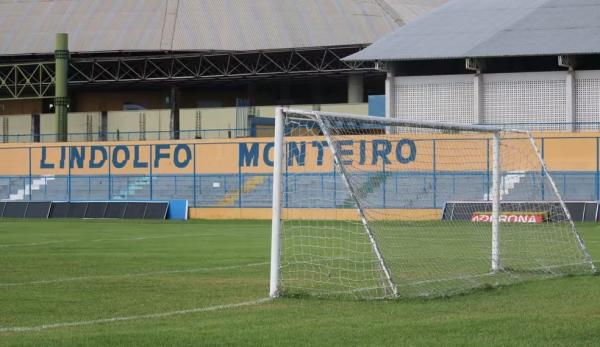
xmin=0 ymin=0 xmax=167 ymax=55
xmin=0 ymin=0 xmax=446 ymax=56
xmin=345 ymin=0 xmax=600 ymax=61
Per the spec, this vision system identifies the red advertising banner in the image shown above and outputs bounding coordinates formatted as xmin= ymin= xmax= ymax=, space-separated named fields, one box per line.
xmin=471 ymin=212 xmax=547 ymax=224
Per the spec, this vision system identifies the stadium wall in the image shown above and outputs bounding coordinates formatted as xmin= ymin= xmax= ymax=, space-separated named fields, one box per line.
xmin=0 ymin=132 xmax=598 ymax=220
xmin=0 ymin=103 xmax=369 ymax=142
xmin=391 ymin=70 xmax=600 ymax=131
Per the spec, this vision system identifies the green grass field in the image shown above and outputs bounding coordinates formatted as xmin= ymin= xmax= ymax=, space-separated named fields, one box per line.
xmin=1 ymin=219 xmax=600 ymax=346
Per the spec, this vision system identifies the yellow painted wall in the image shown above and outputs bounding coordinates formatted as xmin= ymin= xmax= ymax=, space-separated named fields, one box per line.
xmin=3 ymin=114 xmax=32 ymax=142
xmin=107 ymin=110 xmax=170 ymax=141
xmin=40 ymin=113 xmax=56 ymax=138
xmin=108 ymin=111 xmax=142 ymax=139
xmin=41 ymin=112 xmax=103 ymax=141
xmin=3 ymin=104 xmax=370 ymax=142
xmin=26 ymin=142 xmax=195 ymax=176
xmin=321 ymin=103 xmax=369 ymax=114
xmin=189 ymin=208 xmax=441 ymax=221
xmin=68 ymin=112 xmax=102 ymax=141
xmin=43 ymin=111 xmax=170 ymax=141
xmin=180 ymin=108 xmax=237 ymax=140
xmin=178 ymin=104 xmax=369 ymax=140
xmin=0 ymin=131 xmax=598 ymax=220
xmin=542 ymin=137 xmax=597 ymax=171
xmin=0 ymin=132 xmax=597 ymax=176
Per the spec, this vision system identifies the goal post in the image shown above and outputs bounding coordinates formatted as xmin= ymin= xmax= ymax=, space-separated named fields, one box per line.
xmin=314 ymin=113 xmax=398 ymax=297
xmin=269 ymin=107 xmax=284 ymax=298
xmin=270 ymin=107 xmax=595 ymax=299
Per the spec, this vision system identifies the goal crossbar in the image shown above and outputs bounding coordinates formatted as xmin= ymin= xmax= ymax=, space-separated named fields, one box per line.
xmin=284 ymin=108 xmax=506 ymax=133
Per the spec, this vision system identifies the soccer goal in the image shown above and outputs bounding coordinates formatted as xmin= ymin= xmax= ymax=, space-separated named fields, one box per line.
xmin=269 ymin=108 xmax=596 ymax=299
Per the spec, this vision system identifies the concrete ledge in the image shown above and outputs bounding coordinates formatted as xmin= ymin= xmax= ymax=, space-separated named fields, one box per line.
xmin=189 ymin=208 xmax=442 ymax=221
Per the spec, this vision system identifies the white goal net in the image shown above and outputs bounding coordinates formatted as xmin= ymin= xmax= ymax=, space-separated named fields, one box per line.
xmin=269 ymin=108 xmax=596 ymax=299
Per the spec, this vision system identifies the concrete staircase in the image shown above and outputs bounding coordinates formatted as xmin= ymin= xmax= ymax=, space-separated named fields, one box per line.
xmin=484 ymin=171 xmax=526 ymax=200
xmin=340 ymin=173 xmax=387 ymax=208
xmin=218 ymin=176 xmax=268 ymax=206
xmin=112 ymin=176 xmax=151 ymax=200
xmin=2 ymin=175 xmax=55 ymax=201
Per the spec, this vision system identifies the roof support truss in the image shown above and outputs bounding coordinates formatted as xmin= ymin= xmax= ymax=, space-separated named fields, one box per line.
xmin=0 ymin=46 xmax=375 ymax=100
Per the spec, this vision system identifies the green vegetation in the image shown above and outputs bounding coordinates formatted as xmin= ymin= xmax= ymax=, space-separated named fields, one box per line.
xmin=1 ymin=219 xmax=599 ymax=346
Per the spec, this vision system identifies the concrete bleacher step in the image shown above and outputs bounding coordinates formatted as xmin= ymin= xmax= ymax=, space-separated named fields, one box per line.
xmin=484 ymin=171 xmax=526 ymax=200
xmin=112 ymin=176 xmax=151 ymax=200
xmin=340 ymin=174 xmax=387 ymax=208
xmin=3 ymin=176 xmax=55 ymax=201
xmin=218 ymin=176 xmax=267 ymax=206
xmin=8 ymin=171 xmax=595 ymax=208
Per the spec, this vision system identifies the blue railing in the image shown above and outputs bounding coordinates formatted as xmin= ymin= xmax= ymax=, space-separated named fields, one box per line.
xmin=0 ymin=170 xmax=598 ymax=209
xmin=486 ymin=121 xmax=600 ymax=131
xmin=3 ymin=121 xmax=600 ymax=144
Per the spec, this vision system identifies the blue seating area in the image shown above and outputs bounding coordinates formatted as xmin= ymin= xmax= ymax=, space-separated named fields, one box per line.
xmin=1 ymin=171 xmax=598 ymax=207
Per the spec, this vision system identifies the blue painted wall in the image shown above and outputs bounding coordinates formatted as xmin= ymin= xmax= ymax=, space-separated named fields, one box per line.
xmin=368 ymin=95 xmax=385 ymax=117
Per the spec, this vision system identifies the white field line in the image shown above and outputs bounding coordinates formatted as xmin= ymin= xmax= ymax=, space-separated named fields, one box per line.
xmin=398 ymin=272 xmax=496 ymax=287
xmin=395 ymin=262 xmax=592 ymax=289
xmin=0 ymin=297 xmax=271 ymax=333
xmin=0 ymin=233 xmax=216 ymax=248
xmin=0 ymin=262 xmax=269 ymax=287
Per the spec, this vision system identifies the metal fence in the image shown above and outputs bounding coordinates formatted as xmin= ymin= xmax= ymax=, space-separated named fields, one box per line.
xmin=489 ymin=121 xmax=600 ymax=132
xmin=0 ymin=170 xmax=597 ymax=209
xmin=3 ymin=121 xmax=600 ymax=144
xmin=1 ymin=128 xmax=252 ymax=143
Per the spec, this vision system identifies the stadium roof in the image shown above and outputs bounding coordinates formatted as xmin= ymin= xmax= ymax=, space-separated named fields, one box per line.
xmin=0 ymin=0 xmax=446 ymax=56
xmin=345 ymin=0 xmax=600 ymax=61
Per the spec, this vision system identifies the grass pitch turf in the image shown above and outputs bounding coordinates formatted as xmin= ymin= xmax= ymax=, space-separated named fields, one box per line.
xmin=0 ymin=219 xmax=599 ymax=346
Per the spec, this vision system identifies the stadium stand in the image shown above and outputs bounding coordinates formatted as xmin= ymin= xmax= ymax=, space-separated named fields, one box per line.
xmin=3 ymin=169 xmax=598 ymax=210
xmin=0 ymin=0 xmax=446 ymax=142
xmin=0 ymin=0 xmax=599 ymax=220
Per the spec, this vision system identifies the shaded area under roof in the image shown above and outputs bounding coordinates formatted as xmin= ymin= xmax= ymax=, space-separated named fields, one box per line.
xmin=345 ymin=0 xmax=600 ymax=61
xmin=0 ymin=0 xmax=446 ymax=56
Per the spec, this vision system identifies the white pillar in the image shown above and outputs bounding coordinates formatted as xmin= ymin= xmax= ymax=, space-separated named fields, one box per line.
xmin=384 ymin=68 xmax=397 ymax=135
xmin=566 ymin=69 xmax=576 ymax=132
xmin=491 ymin=132 xmax=502 ymax=272
xmin=347 ymin=74 xmax=364 ymax=103
xmin=474 ymin=73 xmax=484 ymax=124
xmin=385 ymin=70 xmax=395 ymax=119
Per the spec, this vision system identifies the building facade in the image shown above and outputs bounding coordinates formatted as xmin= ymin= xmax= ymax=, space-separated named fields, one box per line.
xmin=347 ymin=0 xmax=600 ymax=131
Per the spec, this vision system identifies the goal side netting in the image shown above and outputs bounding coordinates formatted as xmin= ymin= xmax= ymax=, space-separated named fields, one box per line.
xmin=269 ymin=108 xmax=596 ymax=299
